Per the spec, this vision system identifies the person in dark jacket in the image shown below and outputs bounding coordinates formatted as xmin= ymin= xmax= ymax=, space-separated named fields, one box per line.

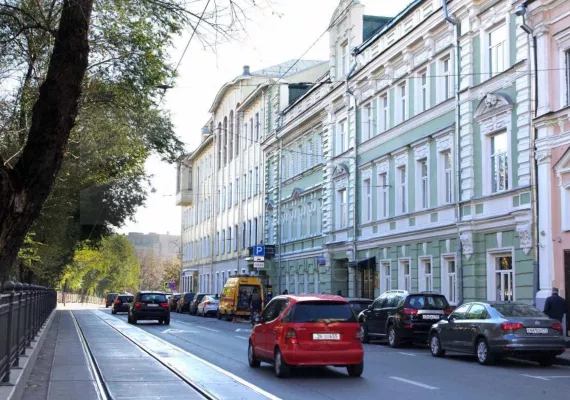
xmin=249 ymin=289 xmax=262 ymax=319
xmin=543 ymin=287 xmax=568 ymax=322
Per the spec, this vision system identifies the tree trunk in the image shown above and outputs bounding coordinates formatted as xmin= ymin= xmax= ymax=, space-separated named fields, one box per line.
xmin=0 ymin=0 xmax=94 ymax=284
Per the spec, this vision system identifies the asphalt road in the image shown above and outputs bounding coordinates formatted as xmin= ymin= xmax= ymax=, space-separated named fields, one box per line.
xmin=104 ymin=309 xmax=570 ymax=400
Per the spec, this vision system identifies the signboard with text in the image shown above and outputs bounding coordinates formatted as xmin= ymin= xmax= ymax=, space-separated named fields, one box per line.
xmin=253 ymin=261 xmax=265 ymax=269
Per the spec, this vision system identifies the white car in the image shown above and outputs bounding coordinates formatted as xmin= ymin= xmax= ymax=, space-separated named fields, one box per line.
xmin=197 ymin=295 xmax=220 ymax=317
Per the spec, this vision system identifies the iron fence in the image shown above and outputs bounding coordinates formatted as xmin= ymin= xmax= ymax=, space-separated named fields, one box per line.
xmin=56 ymin=292 xmax=103 ymax=305
xmin=0 ymin=281 xmax=56 ymax=385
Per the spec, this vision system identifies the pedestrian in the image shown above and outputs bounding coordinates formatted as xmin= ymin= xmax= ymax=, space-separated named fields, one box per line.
xmin=336 ymin=289 xmax=343 ymax=297
xmin=282 ymin=289 xmax=288 ymax=295
xmin=249 ymin=288 xmax=262 ymax=322
xmin=543 ymin=287 xmax=568 ymax=322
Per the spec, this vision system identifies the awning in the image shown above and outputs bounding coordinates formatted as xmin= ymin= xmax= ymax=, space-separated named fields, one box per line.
xmin=348 ymin=257 xmax=376 ymax=270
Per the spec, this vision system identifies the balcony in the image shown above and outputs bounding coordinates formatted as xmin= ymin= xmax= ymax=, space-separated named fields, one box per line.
xmin=175 ymin=188 xmax=193 ymax=206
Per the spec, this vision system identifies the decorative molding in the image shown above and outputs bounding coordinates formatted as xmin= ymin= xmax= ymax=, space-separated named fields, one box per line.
xmin=414 ymin=142 xmax=429 ymax=160
xmin=535 ymin=150 xmax=551 ymax=164
xmin=376 ymin=158 xmax=389 ymax=174
xmin=475 ymin=93 xmax=513 ymax=121
xmin=394 ymin=150 xmax=408 ymax=168
xmin=436 ymin=134 xmax=452 ymax=152
xmin=460 ymin=232 xmax=473 ymax=260
xmin=516 ymin=224 xmax=532 ymax=255
xmin=332 ymin=163 xmax=350 ymax=178
xmin=361 ymin=167 xmax=372 ymax=181
xmin=335 ymin=178 xmax=348 ymax=190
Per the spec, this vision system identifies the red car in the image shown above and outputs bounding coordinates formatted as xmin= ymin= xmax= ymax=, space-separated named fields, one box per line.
xmin=248 ymin=294 xmax=364 ymax=378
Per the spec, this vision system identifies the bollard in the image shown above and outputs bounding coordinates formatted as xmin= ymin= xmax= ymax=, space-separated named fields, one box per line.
xmin=1 ymin=281 xmax=15 ymax=385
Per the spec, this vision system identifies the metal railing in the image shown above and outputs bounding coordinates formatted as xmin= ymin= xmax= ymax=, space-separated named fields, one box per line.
xmin=56 ymin=292 xmax=103 ymax=305
xmin=0 ymin=281 xmax=56 ymax=385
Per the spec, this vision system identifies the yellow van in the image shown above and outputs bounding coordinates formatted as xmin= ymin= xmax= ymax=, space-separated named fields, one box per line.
xmin=217 ymin=275 xmax=264 ymax=320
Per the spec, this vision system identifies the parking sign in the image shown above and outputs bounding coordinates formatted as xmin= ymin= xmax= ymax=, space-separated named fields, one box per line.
xmin=253 ymin=245 xmax=265 ymax=257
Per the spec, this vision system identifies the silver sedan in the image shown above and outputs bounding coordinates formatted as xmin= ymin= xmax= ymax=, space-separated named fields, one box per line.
xmin=429 ymin=301 xmax=566 ymax=366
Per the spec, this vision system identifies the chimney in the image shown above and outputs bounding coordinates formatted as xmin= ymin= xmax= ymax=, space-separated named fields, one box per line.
xmin=201 ymin=126 xmax=210 ymax=142
xmin=243 ymin=65 xmax=250 ymax=76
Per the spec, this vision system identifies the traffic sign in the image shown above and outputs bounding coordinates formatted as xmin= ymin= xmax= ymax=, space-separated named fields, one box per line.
xmin=253 ymin=256 xmax=264 ymax=262
xmin=253 ymin=245 xmax=265 ymax=257
xmin=163 ymin=281 xmax=169 ymax=289
xmin=253 ymin=261 xmax=264 ymax=269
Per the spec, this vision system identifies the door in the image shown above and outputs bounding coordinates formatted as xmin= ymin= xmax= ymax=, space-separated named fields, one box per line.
xmin=255 ymin=300 xmax=278 ymax=358
xmin=446 ymin=303 xmax=472 ymax=351
xmin=360 ymin=268 xmax=375 ymax=299
xmin=262 ymin=299 xmax=288 ymax=358
xmin=564 ymin=251 xmax=570 ymax=336
xmin=463 ymin=303 xmax=490 ymax=351
xmin=367 ymin=294 xmax=387 ymax=334
xmin=440 ymin=303 xmax=470 ymax=348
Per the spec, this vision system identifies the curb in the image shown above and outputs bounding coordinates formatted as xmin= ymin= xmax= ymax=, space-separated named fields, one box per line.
xmin=0 ymin=310 xmax=56 ymax=400
xmin=554 ymin=356 xmax=570 ymax=367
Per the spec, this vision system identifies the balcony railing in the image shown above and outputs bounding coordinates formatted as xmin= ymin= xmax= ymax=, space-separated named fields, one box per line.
xmin=0 ymin=282 xmax=56 ymax=384
xmin=175 ymin=188 xmax=193 ymax=206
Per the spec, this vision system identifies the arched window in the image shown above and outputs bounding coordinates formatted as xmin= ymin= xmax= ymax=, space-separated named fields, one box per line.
xmin=229 ymin=110 xmax=234 ymax=162
xmin=223 ymin=117 xmax=228 ymax=165
xmin=217 ymin=122 xmax=222 ymax=169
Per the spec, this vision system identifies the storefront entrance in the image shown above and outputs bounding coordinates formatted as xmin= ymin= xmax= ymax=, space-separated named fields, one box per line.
xmin=355 ymin=257 xmax=376 ymax=299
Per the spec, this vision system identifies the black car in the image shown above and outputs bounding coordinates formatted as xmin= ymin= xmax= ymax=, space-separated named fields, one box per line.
xmin=169 ymin=293 xmax=181 ymax=311
xmin=345 ymin=298 xmax=374 ymax=315
xmin=105 ymin=292 xmax=119 ymax=308
xmin=189 ymin=293 xmax=210 ymax=315
xmin=359 ymin=290 xmax=451 ymax=347
xmin=177 ymin=292 xmax=195 ymax=313
xmin=112 ymin=294 xmax=134 ymax=314
xmin=128 ymin=291 xmax=170 ymax=325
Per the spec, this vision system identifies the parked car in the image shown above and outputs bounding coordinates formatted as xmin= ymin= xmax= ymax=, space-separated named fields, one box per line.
xmin=177 ymin=292 xmax=195 ymax=313
xmin=219 ymin=275 xmax=264 ymax=320
xmin=345 ymin=298 xmax=373 ymax=316
xmin=128 ymin=291 xmax=170 ymax=325
xmin=248 ymin=294 xmax=364 ymax=378
xmin=189 ymin=293 xmax=210 ymax=315
xmin=359 ymin=290 xmax=451 ymax=347
xmin=198 ymin=295 xmax=220 ymax=317
xmin=169 ymin=293 xmax=181 ymax=311
xmin=105 ymin=292 xmax=119 ymax=308
xmin=429 ymin=301 xmax=566 ymax=366
xmin=112 ymin=294 xmax=134 ymax=314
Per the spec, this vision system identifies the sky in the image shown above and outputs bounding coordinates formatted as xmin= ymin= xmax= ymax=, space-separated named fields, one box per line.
xmin=118 ymin=0 xmax=410 ymax=236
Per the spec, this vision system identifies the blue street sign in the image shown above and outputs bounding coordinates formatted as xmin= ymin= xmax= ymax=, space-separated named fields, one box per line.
xmin=253 ymin=245 xmax=265 ymax=257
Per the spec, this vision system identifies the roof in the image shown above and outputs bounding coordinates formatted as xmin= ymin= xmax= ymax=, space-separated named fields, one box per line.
xmin=250 ymin=60 xmax=326 ymax=78
xmin=363 ymin=15 xmax=391 ymax=41
xmin=276 ymin=294 xmax=348 ymax=302
xmin=345 ymin=297 xmax=374 ymax=302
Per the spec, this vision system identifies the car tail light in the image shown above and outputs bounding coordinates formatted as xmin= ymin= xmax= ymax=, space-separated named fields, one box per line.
xmin=285 ymin=328 xmax=298 ymax=345
xmin=552 ymin=322 xmax=563 ymax=332
xmin=114 ymin=300 xmax=120 ymax=305
xmin=403 ymin=308 xmax=418 ymax=315
xmin=160 ymin=302 xmax=169 ymax=308
xmin=135 ymin=302 xmax=142 ymax=309
xmin=444 ymin=308 xmax=452 ymax=315
xmin=355 ymin=329 xmax=362 ymax=340
xmin=500 ymin=322 xmax=524 ymax=332
xmin=203 ymin=301 xmax=210 ymax=307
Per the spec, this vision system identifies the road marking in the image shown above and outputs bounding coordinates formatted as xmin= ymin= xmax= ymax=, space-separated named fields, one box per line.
xmin=398 ymin=352 xmax=416 ymax=356
xmin=163 ymin=329 xmax=197 ymax=334
xmin=390 ymin=376 xmax=438 ymax=390
xmin=236 ymin=336 xmax=249 ymax=340
xmin=196 ymin=325 xmax=220 ymax=332
xmin=522 ymin=374 xmax=551 ymax=381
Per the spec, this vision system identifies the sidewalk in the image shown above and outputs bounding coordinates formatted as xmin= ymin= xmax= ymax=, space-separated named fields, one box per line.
xmin=555 ymin=349 xmax=570 ymax=366
xmin=16 ymin=310 xmax=276 ymax=400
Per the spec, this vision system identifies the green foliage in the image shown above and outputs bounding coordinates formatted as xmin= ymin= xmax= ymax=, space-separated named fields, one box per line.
xmin=162 ymin=257 xmax=181 ymax=289
xmin=61 ymin=235 xmax=140 ymax=296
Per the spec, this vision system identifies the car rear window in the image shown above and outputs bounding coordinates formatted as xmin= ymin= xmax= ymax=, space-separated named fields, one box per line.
xmin=290 ymin=301 xmax=356 ymax=323
xmin=349 ymin=302 xmax=372 ymax=314
xmin=492 ymin=304 xmax=545 ymax=318
xmin=196 ymin=294 xmax=206 ymax=302
xmin=107 ymin=294 xmax=118 ymax=300
xmin=172 ymin=295 xmax=181 ymax=300
xmin=184 ymin=293 xmax=195 ymax=300
xmin=405 ymin=295 xmax=449 ymax=310
xmin=118 ymin=296 xmax=133 ymax=302
xmin=140 ymin=294 xmax=167 ymax=303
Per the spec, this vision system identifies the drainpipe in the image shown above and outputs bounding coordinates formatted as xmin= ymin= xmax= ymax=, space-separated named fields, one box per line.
xmin=346 ymin=50 xmax=359 ymax=296
xmin=277 ymin=112 xmax=284 ymax=294
xmin=442 ymin=0 xmax=464 ymax=305
xmin=517 ymin=2 xmax=539 ymax=304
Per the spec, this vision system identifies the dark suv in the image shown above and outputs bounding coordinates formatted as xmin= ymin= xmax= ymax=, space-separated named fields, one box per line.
xmin=189 ymin=293 xmax=210 ymax=315
xmin=112 ymin=294 xmax=134 ymax=314
xmin=105 ymin=293 xmax=119 ymax=308
xmin=358 ymin=290 xmax=451 ymax=347
xmin=176 ymin=292 xmax=195 ymax=313
xmin=128 ymin=291 xmax=170 ymax=325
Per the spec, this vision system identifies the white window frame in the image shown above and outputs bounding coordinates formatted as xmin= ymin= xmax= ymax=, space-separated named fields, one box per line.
xmin=297 ymin=206 xmax=303 ymax=238
xmin=398 ymin=258 xmax=411 ymax=292
xmin=254 ymin=167 xmax=259 ymax=196
xmin=363 ymin=178 xmax=372 ymax=222
xmin=380 ymin=93 xmax=389 ymax=132
xmin=438 ymin=55 xmax=454 ymax=103
xmin=337 ymin=187 xmax=348 ymax=229
xmin=486 ymin=248 xmax=515 ymax=301
xmin=441 ymin=254 xmax=457 ymax=305
xmin=438 ymin=147 xmax=453 ymax=205
xmin=480 ymin=19 xmax=510 ymax=81
xmin=418 ymin=256 xmax=433 ymax=292
xmin=306 ymin=202 xmax=313 ymax=235
xmin=361 ymin=102 xmax=372 ymax=142
xmin=306 ymin=141 xmax=313 ymax=169
xmin=221 ymin=230 xmax=225 ymax=255
xmin=317 ymin=135 xmax=323 ymax=164
xmin=336 ymin=119 xmax=348 ymax=155
xmin=489 ymin=131 xmax=509 ymax=193
xmin=340 ymin=42 xmax=348 ymax=78
xmin=248 ymin=170 xmax=253 ymax=198
xmin=227 ymin=227 xmax=231 ymax=253
xmin=377 ymin=171 xmax=389 ymax=219
xmin=289 ymin=209 xmax=295 ymax=240
xmin=398 ymin=81 xmax=408 ymax=124
xmin=380 ymin=260 xmax=391 ymax=293
xmin=417 ymin=68 xmax=429 ymax=113
xmin=397 ymin=165 xmax=407 ymax=215
xmin=416 ymin=158 xmax=429 ymax=210
xmin=488 ymin=24 xmax=507 ymax=77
